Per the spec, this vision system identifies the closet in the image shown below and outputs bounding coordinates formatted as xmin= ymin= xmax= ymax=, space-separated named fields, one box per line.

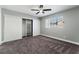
xmin=22 ymin=18 xmax=33 ymax=37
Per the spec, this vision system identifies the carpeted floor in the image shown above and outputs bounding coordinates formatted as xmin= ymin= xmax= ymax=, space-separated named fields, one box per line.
xmin=0 ymin=35 xmax=79 ymax=54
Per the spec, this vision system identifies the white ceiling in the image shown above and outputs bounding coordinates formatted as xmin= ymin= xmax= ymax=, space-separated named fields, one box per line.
xmin=0 ymin=5 xmax=78 ymax=17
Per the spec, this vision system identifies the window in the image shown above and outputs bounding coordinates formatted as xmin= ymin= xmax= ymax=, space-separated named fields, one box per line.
xmin=45 ymin=15 xmax=64 ymax=29
xmin=57 ymin=16 xmax=64 ymax=28
xmin=50 ymin=15 xmax=64 ymax=28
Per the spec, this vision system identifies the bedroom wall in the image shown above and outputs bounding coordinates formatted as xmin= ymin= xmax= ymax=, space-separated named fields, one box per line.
xmin=33 ymin=19 xmax=40 ymax=36
xmin=1 ymin=8 xmax=40 ymax=43
xmin=0 ymin=8 xmax=1 ymax=43
xmin=4 ymin=15 xmax=22 ymax=42
xmin=40 ymin=6 xmax=79 ymax=43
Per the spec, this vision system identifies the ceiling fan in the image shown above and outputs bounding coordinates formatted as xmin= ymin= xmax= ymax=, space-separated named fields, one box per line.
xmin=31 ymin=5 xmax=52 ymax=14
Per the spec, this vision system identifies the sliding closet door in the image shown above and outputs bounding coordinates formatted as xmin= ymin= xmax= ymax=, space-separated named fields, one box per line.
xmin=22 ymin=19 xmax=27 ymax=37
xmin=4 ymin=15 xmax=22 ymax=42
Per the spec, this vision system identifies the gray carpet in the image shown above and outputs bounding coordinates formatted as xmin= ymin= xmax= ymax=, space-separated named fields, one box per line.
xmin=0 ymin=35 xmax=79 ymax=54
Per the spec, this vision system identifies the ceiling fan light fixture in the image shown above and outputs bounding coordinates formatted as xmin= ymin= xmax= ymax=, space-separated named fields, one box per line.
xmin=39 ymin=5 xmax=43 ymax=8
xmin=31 ymin=5 xmax=52 ymax=15
xmin=42 ymin=11 xmax=45 ymax=14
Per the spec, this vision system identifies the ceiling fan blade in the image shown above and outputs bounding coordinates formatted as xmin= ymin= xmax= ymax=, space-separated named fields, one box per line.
xmin=43 ymin=9 xmax=51 ymax=11
xmin=36 ymin=12 xmax=40 ymax=14
xmin=31 ymin=9 xmax=39 ymax=11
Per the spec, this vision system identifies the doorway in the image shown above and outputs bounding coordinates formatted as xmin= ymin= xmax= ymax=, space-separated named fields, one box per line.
xmin=22 ymin=18 xmax=33 ymax=38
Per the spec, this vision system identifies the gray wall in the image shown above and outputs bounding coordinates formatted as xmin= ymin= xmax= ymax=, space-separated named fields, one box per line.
xmin=40 ymin=6 xmax=79 ymax=43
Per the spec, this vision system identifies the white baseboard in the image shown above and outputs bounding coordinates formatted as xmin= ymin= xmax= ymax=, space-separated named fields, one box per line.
xmin=0 ymin=35 xmax=79 ymax=45
xmin=41 ymin=34 xmax=79 ymax=45
xmin=0 ymin=37 xmax=22 ymax=45
xmin=0 ymin=41 xmax=3 ymax=45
